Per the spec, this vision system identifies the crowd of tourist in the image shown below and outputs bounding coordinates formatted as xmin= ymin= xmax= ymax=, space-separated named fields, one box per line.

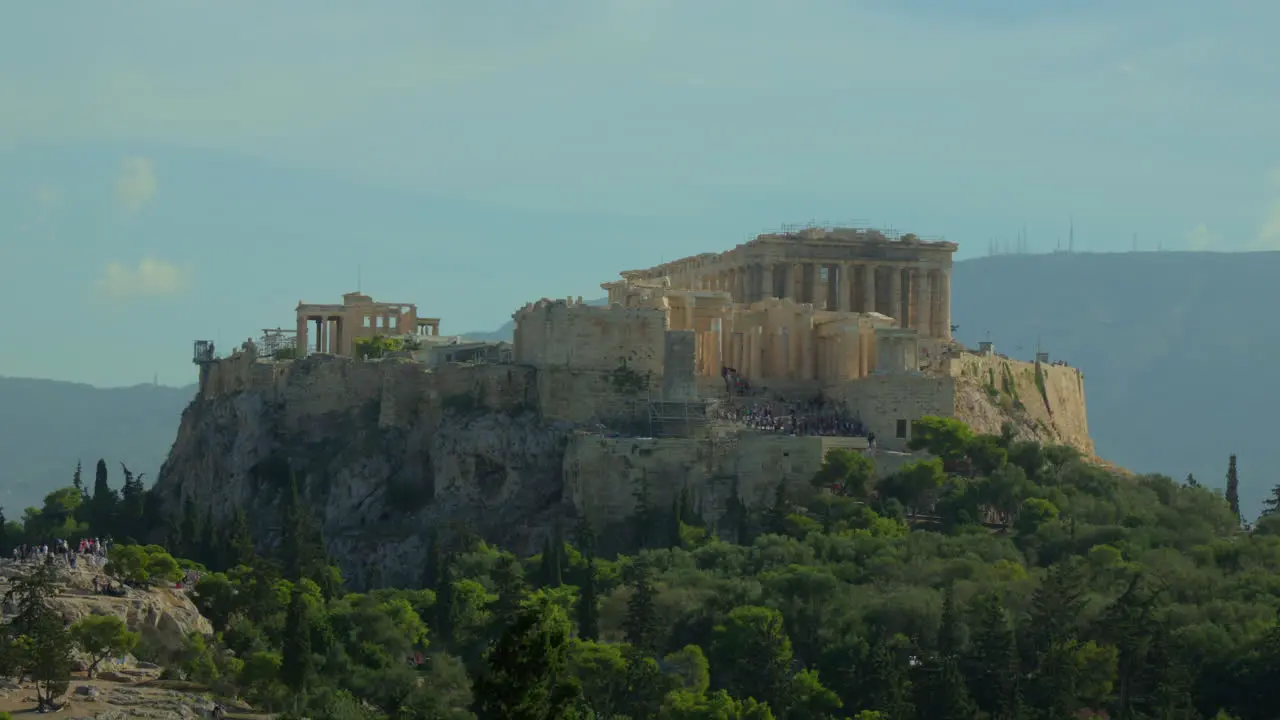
xmin=8 ymin=536 xmax=113 ymax=571
xmin=713 ymin=396 xmax=869 ymax=438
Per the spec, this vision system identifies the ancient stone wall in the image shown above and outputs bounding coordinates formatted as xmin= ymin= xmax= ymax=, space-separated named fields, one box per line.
xmin=829 ymin=374 xmax=957 ymax=451
xmin=512 ymin=299 xmax=669 ymax=375
xmin=564 ymin=431 xmax=922 ymax=532
xmin=950 ymin=353 xmax=1092 ymax=454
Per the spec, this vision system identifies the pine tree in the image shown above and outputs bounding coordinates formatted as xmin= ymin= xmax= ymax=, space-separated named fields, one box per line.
xmin=938 ymin=584 xmax=965 ymax=659
xmin=1184 ymin=473 xmax=1200 ymax=488
xmin=72 ymin=461 xmax=83 ymax=494
xmin=281 ymin=589 xmax=313 ymax=705
xmin=1262 ymin=484 xmax=1280 ymax=517
xmin=623 ymin=560 xmax=660 ymax=654
xmin=539 ymin=529 xmax=564 ymax=588
xmin=490 ymin=553 xmax=528 ymax=638
xmin=4 ymin=560 xmax=70 ymax=710
xmin=472 ymin=596 xmax=581 ymax=720
xmin=914 ymin=655 xmax=975 ymax=720
xmin=964 ymin=592 xmax=1020 ymax=720
xmin=198 ymin=509 xmax=217 ymax=568
xmin=865 ymin=637 xmax=914 ymax=720
xmin=1226 ymin=454 xmax=1241 ymax=522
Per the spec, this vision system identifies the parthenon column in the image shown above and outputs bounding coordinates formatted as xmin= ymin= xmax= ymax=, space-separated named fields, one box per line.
xmin=735 ymin=267 xmax=747 ymax=303
xmin=939 ymin=269 xmax=952 ymax=339
xmin=760 ymin=263 xmax=774 ymax=302
xmin=862 ymin=264 xmax=876 ymax=314
xmin=914 ymin=268 xmax=932 ymax=336
xmin=800 ymin=263 xmax=816 ymax=305
xmin=837 ymin=263 xmax=851 ymax=311
xmin=780 ymin=264 xmax=795 ymax=301
xmin=889 ymin=267 xmax=903 ymax=326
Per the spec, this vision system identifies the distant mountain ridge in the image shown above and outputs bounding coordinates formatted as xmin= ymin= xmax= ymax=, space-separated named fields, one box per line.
xmin=5 ymin=251 xmax=1275 ymax=519
xmin=0 ymin=377 xmax=194 ymax=515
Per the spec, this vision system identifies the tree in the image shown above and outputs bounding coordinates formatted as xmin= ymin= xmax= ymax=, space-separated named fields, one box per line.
xmin=90 ymin=458 xmax=118 ymax=535
xmin=281 ymin=589 xmax=313 ymax=702
xmin=0 ymin=507 xmax=8 ymax=557
xmin=1262 ymin=484 xmax=1280 ymax=517
xmin=27 ymin=611 xmax=73 ymax=710
xmin=813 ymin=448 xmax=875 ymax=498
xmin=577 ymin=558 xmax=600 ymax=642
xmin=423 ymin=527 xmax=443 ymax=591
xmin=117 ymin=463 xmax=147 ymax=541
xmin=223 ymin=507 xmax=256 ymax=569
xmin=72 ymin=461 xmax=83 ymax=494
xmin=70 ymin=616 xmax=139 ymax=679
xmin=1226 ymin=454 xmax=1241 ymax=523
xmin=539 ymin=533 xmax=563 ymax=588
xmin=624 ymin=560 xmax=660 ymax=654
xmin=964 ymin=592 xmax=1020 ymax=720
xmin=711 ymin=605 xmax=797 ymax=713
xmin=472 ymin=596 xmax=581 ymax=720
xmin=5 ymin=560 xmax=71 ymax=710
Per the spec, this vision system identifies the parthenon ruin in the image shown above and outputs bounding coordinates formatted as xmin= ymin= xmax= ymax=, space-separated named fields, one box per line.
xmin=619 ymin=227 xmax=956 ymax=340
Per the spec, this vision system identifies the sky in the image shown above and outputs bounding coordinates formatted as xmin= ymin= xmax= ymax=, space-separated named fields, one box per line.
xmin=1 ymin=0 xmax=1278 ymax=387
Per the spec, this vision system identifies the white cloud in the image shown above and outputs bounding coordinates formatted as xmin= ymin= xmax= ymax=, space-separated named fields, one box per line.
xmin=96 ymin=257 xmax=189 ymax=299
xmin=1186 ymin=224 xmax=1221 ymax=250
xmin=115 ymin=156 xmax=157 ymax=214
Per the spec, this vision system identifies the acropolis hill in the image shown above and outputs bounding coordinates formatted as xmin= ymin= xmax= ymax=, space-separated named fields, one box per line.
xmin=152 ymin=225 xmax=1091 ymax=588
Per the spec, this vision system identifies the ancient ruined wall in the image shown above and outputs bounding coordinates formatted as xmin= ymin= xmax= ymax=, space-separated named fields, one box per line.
xmin=513 ymin=299 xmax=669 ymax=375
xmin=830 ymin=374 xmax=957 ymax=451
xmin=564 ymin=432 xmax=831 ymax=530
xmin=950 ymin=353 xmax=1093 ymax=454
xmin=563 ymin=430 xmax=924 ymax=533
xmin=534 ymin=368 xmax=649 ymax=427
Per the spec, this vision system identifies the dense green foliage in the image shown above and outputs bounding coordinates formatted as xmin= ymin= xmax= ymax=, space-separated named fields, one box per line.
xmin=6 ymin=417 xmax=1280 ymax=718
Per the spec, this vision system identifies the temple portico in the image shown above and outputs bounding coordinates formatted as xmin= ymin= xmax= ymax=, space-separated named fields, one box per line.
xmin=619 ymin=227 xmax=956 ymax=340
xmin=296 ymin=292 xmax=441 ymax=357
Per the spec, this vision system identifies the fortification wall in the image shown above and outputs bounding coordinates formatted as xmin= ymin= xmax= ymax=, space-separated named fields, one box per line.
xmin=513 ymin=300 xmax=668 ymax=375
xmin=828 ymin=374 xmax=957 ymax=451
xmin=950 ymin=354 xmax=1092 ymax=454
xmin=535 ymin=368 xmax=650 ymax=427
xmin=565 ymin=431 xmax=924 ymax=529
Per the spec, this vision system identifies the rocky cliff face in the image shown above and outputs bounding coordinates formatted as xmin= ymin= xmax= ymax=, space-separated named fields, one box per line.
xmin=153 ymin=354 xmax=575 ymax=590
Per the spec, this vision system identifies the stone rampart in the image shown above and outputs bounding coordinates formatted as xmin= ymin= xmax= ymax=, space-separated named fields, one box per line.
xmin=512 ymin=298 xmax=668 ymax=375
xmin=950 ymin=353 xmax=1092 ymax=454
xmin=828 ymin=374 xmax=957 ymax=451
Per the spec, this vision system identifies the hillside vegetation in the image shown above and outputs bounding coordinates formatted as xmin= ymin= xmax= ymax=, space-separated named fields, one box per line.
xmin=3 ymin=418 xmax=1280 ymax=718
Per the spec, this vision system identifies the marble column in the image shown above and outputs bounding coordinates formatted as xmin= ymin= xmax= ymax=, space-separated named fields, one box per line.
xmin=760 ymin=263 xmax=774 ymax=302
xmin=939 ymin=269 xmax=952 ymax=339
xmin=837 ymin=263 xmax=852 ymax=311
xmin=863 ymin=264 xmax=877 ymax=314
xmin=735 ymin=267 xmax=747 ymax=303
xmin=801 ymin=263 xmax=817 ymax=305
xmin=889 ymin=267 xmax=902 ymax=326
xmin=781 ymin=264 xmax=795 ymax=301
xmin=914 ymin=268 xmax=932 ymax=336
xmin=296 ymin=315 xmax=309 ymax=354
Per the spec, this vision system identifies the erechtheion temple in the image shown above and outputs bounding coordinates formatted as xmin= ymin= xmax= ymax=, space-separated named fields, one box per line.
xmin=294 ymin=292 xmax=441 ymax=357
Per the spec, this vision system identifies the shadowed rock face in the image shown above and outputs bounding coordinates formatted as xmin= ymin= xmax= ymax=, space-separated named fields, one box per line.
xmin=151 ymin=355 xmax=575 ymax=590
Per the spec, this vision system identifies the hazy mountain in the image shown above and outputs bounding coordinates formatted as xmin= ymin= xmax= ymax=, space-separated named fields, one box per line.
xmin=465 ymin=251 xmax=1279 ymax=517
xmin=0 ymin=378 xmax=194 ymax=516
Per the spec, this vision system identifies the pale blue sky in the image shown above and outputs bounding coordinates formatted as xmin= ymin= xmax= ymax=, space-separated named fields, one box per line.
xmin=2 ymin=0 xmax=1276 ymax=387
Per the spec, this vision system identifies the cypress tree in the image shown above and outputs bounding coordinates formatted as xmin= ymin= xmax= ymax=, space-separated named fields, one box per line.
xmin=72 ymin=461 xmax=83 ymax=494
xmin=1226 ymin=454 xmax=1241 ymax=523
xmin=90 ymin=459 xmax=118 ymax=535
xmin=577 ymin=559 xmax=600 ymax=641
xmin=281 ymin=589 xmax=313 ymax=705
xmin=623 ymin=560 xmax=660 ymax=654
